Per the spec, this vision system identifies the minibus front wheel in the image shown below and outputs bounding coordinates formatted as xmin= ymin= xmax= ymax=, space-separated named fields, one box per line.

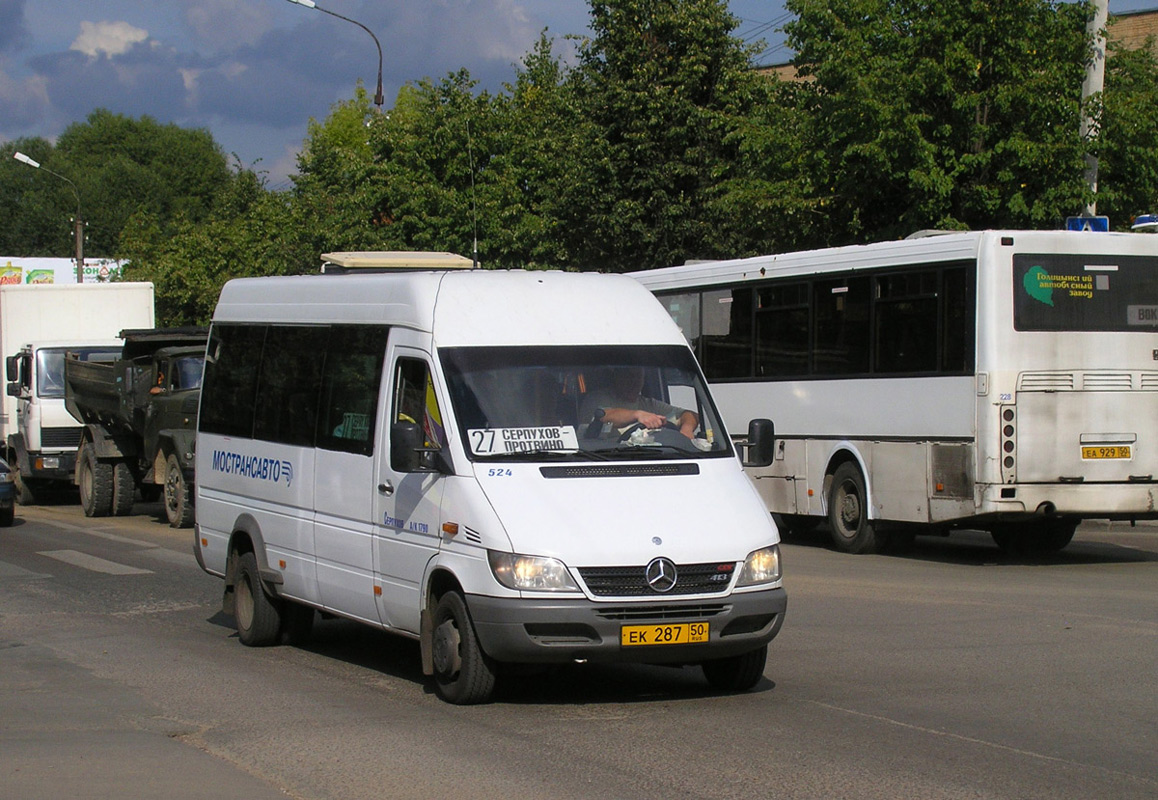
xmin=702 ymin=644 xmax=768 ymax=692
xmin=430 ymin=591 xmax=496 ymax=705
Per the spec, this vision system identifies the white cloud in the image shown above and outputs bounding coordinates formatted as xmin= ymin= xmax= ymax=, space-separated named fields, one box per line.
xmin=70 ymin=20 xmax=148 ymax=58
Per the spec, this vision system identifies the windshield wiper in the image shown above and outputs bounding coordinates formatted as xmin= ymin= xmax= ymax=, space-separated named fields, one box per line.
xmin=474 ymin=448 xmax=611 ymax=462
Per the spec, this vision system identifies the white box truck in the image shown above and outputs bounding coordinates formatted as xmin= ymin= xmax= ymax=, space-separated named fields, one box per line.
xmin=194 ymin=253 xmax=786 ymax=704
xmin=3 ymin=283 xmax=155 ymax=502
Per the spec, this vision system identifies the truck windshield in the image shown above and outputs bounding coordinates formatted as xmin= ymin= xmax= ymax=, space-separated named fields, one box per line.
xmin=38 ymin=346 xmax=121 ymax=398
xmin=172 ymin=356 xmax=205 ymax=391
xmin=439 ymin=344 xmax=732 ymax=462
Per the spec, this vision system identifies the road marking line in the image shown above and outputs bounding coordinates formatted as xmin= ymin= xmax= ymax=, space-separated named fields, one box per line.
xmin=38 ymin=550 xmax=152 ymax=575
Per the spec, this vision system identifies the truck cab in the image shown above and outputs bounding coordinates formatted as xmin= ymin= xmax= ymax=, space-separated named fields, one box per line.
xmin=5 ymin=340 xmax=122 ymax=502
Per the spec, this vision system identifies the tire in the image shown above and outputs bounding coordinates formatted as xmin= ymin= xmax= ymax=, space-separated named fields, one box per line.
xmin=112 ymin=461 xmax=136 ymax=516
xmin=234 ymin=551 xmax=282 ymax=647
xmin=164 ymin=454 xmax=194 ymax=528
xmin=702 ymin=644 xmax=768 ymax=692
xmin=827 ymin=462 xmax=883 ymax=554
xmin=0 ymin=504 xmax=13 ymax=527
xmin=13 ymin=472 xmax=37 ymax=506
xmin=430 ymin=591 xmax=496 ymax=705
xmin=78 ymin=441 xmax=113 ymax=518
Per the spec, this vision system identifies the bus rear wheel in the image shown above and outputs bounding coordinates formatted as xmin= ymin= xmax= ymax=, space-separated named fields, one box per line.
xmin=234 ymin=551 xmax=282 ymax=647
xmin=827 ymin=462 xmax=884 ymax=554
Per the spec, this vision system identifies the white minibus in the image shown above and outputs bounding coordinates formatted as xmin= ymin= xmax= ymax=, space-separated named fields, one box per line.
xmin=193 ymin=253 xmax=786 ymax=704
xmin=631 ymin=230 xmax=1158 ymax=555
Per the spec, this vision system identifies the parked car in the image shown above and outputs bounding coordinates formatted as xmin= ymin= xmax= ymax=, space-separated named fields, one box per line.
xmin=0 ymin=457 xmax=16 ymax=526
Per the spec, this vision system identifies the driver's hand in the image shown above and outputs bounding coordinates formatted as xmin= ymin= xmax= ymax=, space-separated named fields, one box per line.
xmin=633 ymin=410 xmax=668 ymax=429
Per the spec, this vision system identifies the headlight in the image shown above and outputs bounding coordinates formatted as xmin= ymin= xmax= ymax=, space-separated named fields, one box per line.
xmin=736 ymin=545 xmax=781 ymax=586
xmin=0 ymin=472 xmax=13 ymax=484
xmin=488 ymin=551 xmax=580 ymax=592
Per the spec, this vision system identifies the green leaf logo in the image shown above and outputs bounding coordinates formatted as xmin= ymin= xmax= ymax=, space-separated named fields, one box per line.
xmin=1023 ymin=265 xmax=1053 ymax=306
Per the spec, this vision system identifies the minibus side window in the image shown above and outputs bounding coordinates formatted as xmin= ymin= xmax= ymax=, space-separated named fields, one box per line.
xmin=394 ymin=358 xmax=446 ymax=449
xmin=317 ymin=325 xmax=389 ymax=456
xmin=253 ymin=326 xmax=327 ymax=447
xmin=200 ymin=324 xmax=266 ymax=438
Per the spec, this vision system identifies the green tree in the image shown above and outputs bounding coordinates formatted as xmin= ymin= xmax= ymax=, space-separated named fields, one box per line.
xmin=291 ymin=85 xmax=392 ymax=255
xmin=121 ymin=167 xmax=308 ymax=326
xmin=55 ymin=109 xmax=232 ymax=257
xmin=784 ymin=0 xmax=1093 ymax=243
xmin=1091 ymin=35 xmax=1158 ymax=227
xmin=565 ymin=0 xmax=785 ymax=270
xmin=0 ymin=137 xmax=79 ymax=257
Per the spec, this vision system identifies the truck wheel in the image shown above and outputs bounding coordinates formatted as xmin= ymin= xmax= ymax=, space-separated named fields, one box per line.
xmin=78 ymin=442 xmax=114 ymax=518
xmin=827 ymin=462 xmax=882 ymax=554
xmin=234 ymin=551 xmax=282 ymax=647
xmin=0 ymin=504 xmax=13 ymax=526
xmin=431 ymin=591 xmax=496 ymax=704
xmin=164 ymin=454 xmax=194 ymax=528
xmin=112 ymin=461 xmax=136 ymax=516
xmin=13 ymin=473 xmax=37 ymax=506
xmin=702 ymin=644 xmax=768 ymax=692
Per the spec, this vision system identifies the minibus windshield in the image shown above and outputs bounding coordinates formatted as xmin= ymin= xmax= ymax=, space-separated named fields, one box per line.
xmin=439 ymin=344 xmax=733 ymax=462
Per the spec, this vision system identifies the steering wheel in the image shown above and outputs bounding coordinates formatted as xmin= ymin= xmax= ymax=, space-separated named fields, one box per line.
xmin=617 ymin=420 xmax=680 ymax=441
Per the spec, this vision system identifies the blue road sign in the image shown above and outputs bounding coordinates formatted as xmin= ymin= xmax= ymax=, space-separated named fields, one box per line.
xmin=1066 ymin=216 xmax=1109 ymax=232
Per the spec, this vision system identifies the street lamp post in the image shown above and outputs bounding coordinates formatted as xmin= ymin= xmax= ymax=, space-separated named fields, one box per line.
xmin=286 ymin=0 xmax=384 ymax=108
xmin=13 ymin=151 xmax=84 ymax=283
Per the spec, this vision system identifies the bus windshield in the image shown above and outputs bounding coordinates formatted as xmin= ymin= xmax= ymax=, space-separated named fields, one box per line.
xmin=439 ymin=344 xmax=732 ymax=461
xmin=1014 ymin=253 xmax=1158 ymax=332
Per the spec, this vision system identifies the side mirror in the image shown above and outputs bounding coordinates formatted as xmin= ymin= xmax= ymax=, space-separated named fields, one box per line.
xmin=6 ymin=382 xmax=22 ymax=398
xmin=390 ymin=421 xmax=443 ymax=473
xmin=740 ymin=418 xmax=776 ymax=468
xmin=5 ymin=356 xmax=17 ymax=382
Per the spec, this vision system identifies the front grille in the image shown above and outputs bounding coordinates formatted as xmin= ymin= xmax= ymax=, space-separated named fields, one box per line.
xmin=541 ymin=463 xmax=699 ymax=479
xmin=594 ymin=603 xmax=730 ymax=621
xmin=41 ymin=426 xmax=83 ymax=448
xmin=578 ymin=562 xmax=735 ymax=597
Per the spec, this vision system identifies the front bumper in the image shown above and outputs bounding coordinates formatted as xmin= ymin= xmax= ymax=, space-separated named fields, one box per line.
xmin=468 ymin=586 xmax=787 ymax=664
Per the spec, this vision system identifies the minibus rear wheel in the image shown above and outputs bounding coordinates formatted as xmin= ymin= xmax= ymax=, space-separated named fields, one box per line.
xmin=235 ymin=551 xmax=282 ymax=647
xmin=431 ymin=591 xmax=496 ymax=704
xmin=702 ymin=644 xmax=768 ymax=692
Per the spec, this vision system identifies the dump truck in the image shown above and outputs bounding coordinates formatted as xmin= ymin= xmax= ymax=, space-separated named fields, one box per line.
xmin=64 ymin=327 xmax=207 ymax=527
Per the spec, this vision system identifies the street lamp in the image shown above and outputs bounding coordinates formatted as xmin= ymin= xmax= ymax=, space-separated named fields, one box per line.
xmin=13 ymin=151 xmax=85 ymax=283
xmin=286 ymin=0 xmax=385 ymax=108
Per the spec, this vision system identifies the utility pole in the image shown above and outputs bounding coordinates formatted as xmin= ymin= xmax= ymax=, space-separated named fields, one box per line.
xmin=1080 ymin=0 xmax=1109 ymax=217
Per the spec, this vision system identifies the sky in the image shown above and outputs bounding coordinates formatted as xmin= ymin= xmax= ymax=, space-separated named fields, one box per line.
xmin=0 ymin=0 xmax=794 ymax=188
xmin=0 ymin=1 xmax=1152 ymax=189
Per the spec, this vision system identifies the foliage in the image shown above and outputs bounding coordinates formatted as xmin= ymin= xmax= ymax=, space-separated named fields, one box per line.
xmin=784 ymin=0 xmax=1094 ymax=243
xmin=120 ymin=167 xmax=308 ymax=326
xmin=1091 ymin=35 xmax=1158 ymax=227
xmin=8 ymin=0 xmax=1158 ymax=321
xmin=564 ymin=0 xmax=785 ymax=270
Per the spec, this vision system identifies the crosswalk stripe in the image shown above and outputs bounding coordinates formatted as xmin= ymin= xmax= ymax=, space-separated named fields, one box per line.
xmin=38 ymin=550 xmax=153 ymax=575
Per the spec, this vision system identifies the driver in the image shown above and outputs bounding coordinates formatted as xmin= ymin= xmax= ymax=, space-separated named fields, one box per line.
xmin=583 ymin=367 xmax=698 ymax=439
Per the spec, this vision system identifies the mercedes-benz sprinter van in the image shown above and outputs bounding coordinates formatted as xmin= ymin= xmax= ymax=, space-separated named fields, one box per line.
xmin=194 ymin=252 xmax=786 ymax=704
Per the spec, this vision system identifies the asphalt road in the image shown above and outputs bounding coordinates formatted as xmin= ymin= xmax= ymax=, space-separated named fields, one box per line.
xmin=1 ymin=501 xmax=1155 ymax=800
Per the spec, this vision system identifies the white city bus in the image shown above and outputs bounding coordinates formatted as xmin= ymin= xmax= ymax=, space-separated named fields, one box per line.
xmin=631 ymin=230 xmax=1158 ymax=555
